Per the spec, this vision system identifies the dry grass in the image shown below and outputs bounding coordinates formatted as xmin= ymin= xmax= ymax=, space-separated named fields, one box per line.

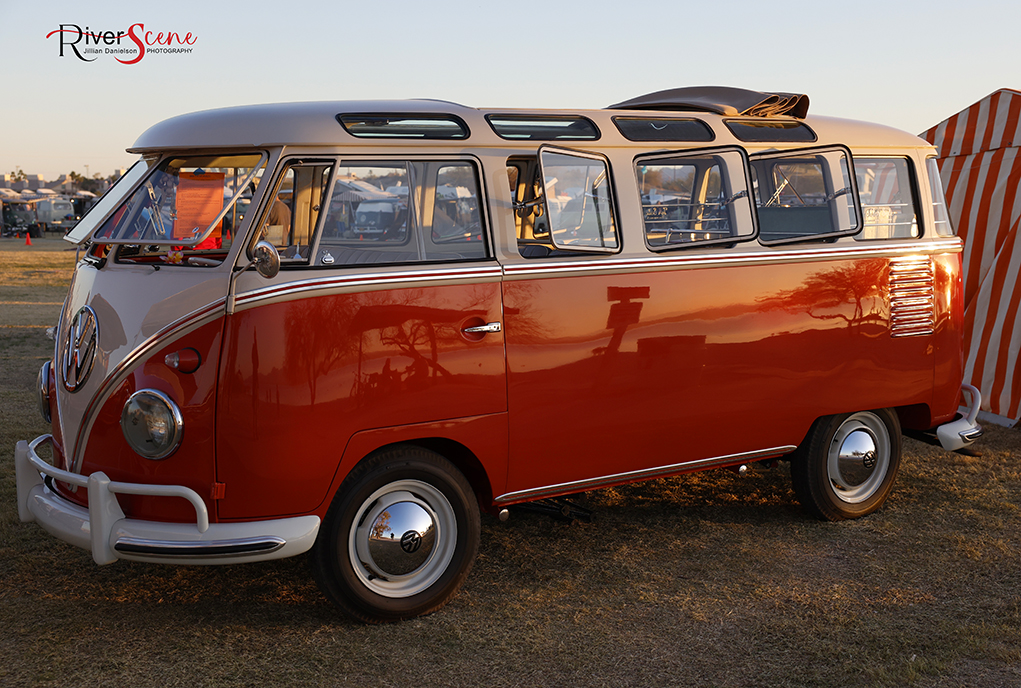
xmin=2 ymin=236 xmax=1019 ymax=687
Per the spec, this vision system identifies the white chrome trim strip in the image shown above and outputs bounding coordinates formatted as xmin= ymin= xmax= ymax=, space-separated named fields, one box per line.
xmin=494 ymin=445 xmax=797 ymax=504
xmin=502 ymin=239 xmax=962 ymax=278
xmin=234 ymin=264 xmax=504 ymax=309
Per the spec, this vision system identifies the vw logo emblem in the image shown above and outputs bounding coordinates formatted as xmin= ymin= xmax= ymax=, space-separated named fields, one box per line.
xmin=862 ymin=450 xmax=877 ymax=470
xmin=62 ymin=306 xmax=98 ymax=392
xmin=400 ymin=530 xmax=423 ymax=554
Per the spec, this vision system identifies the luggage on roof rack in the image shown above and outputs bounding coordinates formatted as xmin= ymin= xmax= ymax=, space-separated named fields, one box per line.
xmin=608 ymin=86 xmax=810 ymax=119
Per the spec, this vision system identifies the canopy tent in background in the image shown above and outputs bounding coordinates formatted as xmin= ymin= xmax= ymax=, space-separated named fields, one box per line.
xmin=921 ymin=88 xmax=1021 ymax=427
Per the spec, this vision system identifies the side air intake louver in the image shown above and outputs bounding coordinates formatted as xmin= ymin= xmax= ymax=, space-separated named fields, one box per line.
xmin=889 ymin=257 xmax=935 ymax=338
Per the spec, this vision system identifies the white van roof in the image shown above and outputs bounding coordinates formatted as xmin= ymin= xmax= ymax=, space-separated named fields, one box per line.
xmin=128 ymin=92 xmax=929 ymax=153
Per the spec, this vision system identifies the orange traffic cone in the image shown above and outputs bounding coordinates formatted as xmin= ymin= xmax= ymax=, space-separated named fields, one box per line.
xmin=24 ymin=232 xmax=32 ymax=246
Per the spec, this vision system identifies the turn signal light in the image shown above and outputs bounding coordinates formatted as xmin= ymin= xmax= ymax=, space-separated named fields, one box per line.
xmin=165 ymin=348 xmax=201 ymax=373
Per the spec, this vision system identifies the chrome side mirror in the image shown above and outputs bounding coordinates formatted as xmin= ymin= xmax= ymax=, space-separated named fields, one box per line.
xmin=250 ymin=240 xmax=280 ymax=279
xmin=226 ymin=241 xmax=281 ymax=315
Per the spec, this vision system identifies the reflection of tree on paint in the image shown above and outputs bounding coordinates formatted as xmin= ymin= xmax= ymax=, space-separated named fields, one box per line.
xmin=756 ymin=260 xmax=886 ymax=331
xmin=380 ymin=318 xmax=450 ymax=380
xmin=283 ymin=287 xmax=494 ymax=403
xmin=284 ymin=296 xmax=362 ymax=405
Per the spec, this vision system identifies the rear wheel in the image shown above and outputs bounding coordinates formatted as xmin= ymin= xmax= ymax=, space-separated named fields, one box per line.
xmin=791 ymin=408 xmax=902 ymax=521
xmin=310 ymin=445 xmax=480 ymax=622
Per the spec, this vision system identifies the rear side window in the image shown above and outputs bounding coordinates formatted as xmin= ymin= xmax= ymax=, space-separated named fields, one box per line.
xmin=315 ymin=160 xmax=488 ymax=266
xmin=750 ymin=147 xmax=861 ymax=244
xmin=637 ymin=147 xmax=756 ymax=249
xmin=926 ymin=157 xmax=956 ymax=236
xmin=854 ymin=158 xmax=920 ymax=240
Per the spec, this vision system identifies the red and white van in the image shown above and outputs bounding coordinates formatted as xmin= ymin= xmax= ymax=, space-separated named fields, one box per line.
xmin=16 ymin=87 xmax=982 ymax=622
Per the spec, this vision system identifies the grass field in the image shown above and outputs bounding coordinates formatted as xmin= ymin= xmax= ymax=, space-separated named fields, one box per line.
xmin=1 ymin=236 xmax=1019 ymax=687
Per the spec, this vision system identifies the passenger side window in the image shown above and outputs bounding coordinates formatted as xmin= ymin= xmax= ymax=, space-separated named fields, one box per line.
xmin=636 ymin=148 xmax=756 ymax=249
xmin=509 ymin=159 xmax=558 ymax=258
xmin=257 ymin=160 xmax=332 ymax=263
xmin=433 ymin=164 xmax=484 ymax=245
xmin=538 ymin=147 xmax=619 ymax=252
xmin=750 ymin=147 xmax=861 ymax=244
xmin=854 ymin=158 xmax=919 ymax=239
xmin=315 ymin=160 xmax=489 ymax=266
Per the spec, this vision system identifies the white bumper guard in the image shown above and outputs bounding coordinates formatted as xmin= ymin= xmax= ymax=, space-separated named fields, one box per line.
xmin=16 ymin=435 xmax=320 ymax=566
xmin=936 ymin=384 xmax=984 ymax=451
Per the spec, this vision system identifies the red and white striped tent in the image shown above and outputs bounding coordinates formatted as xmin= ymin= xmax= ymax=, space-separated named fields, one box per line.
xmin=921 ymin=88 xmax=1021 ymax=426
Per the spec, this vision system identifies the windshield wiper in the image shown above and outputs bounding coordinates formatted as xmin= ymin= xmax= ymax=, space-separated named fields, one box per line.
xmin=145 ymin=182 xmax=168 ymax=237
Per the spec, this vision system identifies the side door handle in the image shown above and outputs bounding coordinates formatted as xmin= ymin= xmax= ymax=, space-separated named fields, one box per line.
xmin=462 ymin=322 xmax=502 ymax=334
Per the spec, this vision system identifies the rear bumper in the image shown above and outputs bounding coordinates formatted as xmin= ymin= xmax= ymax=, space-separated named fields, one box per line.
xmin=935 ymin=384 xmax=983 ymax=451
xmin=16 ymin=435 xmax=320 ymax=565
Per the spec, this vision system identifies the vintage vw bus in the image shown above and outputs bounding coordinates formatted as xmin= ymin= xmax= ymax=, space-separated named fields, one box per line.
xmin=16 ymin=87 xmax=982 ymax=622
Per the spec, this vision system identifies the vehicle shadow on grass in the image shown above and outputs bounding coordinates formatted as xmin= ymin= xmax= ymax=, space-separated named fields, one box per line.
xmin=5 ymin=465 xmax=807 ymax=629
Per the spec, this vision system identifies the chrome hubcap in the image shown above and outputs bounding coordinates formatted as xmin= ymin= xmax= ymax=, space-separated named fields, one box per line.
xmin=366 ymin=500 xmax=436 ymax=576
xmin=349 ymin=480 xmax=456 ymax=598
xmin=826 ymin=413 xmax=890 ymax=504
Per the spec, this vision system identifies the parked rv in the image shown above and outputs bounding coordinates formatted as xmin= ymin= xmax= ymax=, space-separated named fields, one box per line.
xmin=1 ymin=199 xmax=41 ymax=237
xmin=17 ymin=88 xmax=982 ymax=622
xmin=32 ymin=197 xmax=76 ymax=231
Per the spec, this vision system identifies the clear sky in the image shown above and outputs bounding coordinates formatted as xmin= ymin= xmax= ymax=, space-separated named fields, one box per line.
xmin=1 ymin=0 xmax=1018 ymax=181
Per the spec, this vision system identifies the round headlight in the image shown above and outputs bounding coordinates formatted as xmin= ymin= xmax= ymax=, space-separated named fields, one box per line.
xmin=120 ymin=389 xmax=183 ymax=460
xmin=38 ymin=361 xmax=52 ymax=423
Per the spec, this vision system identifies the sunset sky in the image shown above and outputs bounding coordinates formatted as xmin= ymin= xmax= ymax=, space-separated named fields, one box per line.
xmin=2 ymin=0 xmax=1018 ymax=181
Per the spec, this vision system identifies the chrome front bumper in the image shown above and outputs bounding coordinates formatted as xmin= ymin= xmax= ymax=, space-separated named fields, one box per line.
xmin=16 ymin=435 xmax=320 ymax=566
xmin=935 ymin=384 xmax=983 ymax=451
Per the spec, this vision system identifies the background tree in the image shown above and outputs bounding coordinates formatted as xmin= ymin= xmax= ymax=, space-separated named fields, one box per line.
xmin=68 ymin=171 xmax=85 ymax=193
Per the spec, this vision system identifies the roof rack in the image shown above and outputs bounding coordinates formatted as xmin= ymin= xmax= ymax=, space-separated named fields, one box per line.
xmin=608 ymin=87 xmax=810 ymax=119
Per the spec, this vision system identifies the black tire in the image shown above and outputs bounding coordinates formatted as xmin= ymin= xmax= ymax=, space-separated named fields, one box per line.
xmin=790 ymin=408 xmax=902 ymax=521
xmin=310 ymin=445 xmax=480 ymax=623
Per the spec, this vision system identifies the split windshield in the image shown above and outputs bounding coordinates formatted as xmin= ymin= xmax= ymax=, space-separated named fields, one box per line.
xmin=90 ymin=154 xmax=266 ymax=255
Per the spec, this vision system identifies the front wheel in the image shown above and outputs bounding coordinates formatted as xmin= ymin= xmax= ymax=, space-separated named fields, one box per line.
xmin=310 ymin=445 xmax=480 ymax=622
xmin=791 ymin=408 xmax=902 ymax=521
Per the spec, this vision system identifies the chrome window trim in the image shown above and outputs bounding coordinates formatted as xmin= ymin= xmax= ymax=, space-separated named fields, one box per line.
xmin=495 ymin=445 xmax=797 ymax=504
xmin=750 ymin=144 xmax=863 ymax=246
xmin=537 ymin=144 xmax=621 ymax=254
xmin=259 ymin=154 xmax=494 ymax=268
xmin=852 ymin=155 xmax=924 ymax=241
xmin=248 ymin=156 xmax=339 ymax=265
xmin=635 ymin=145 xmax=759 ymax=252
